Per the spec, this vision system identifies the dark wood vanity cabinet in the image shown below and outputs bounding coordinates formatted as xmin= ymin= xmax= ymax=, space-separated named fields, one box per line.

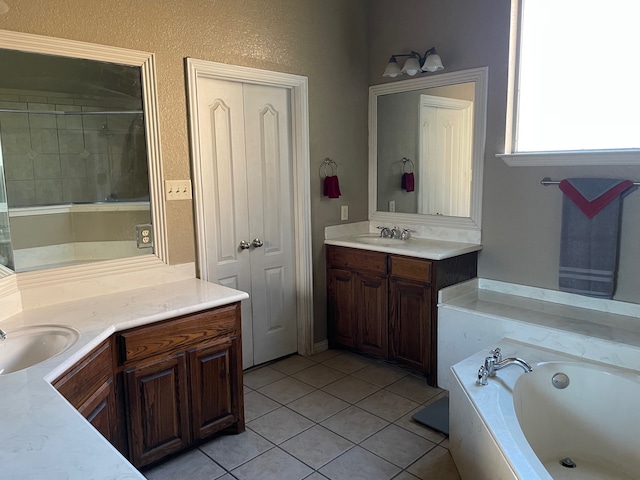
xmin=327 ymin=247 xmax=388 ymax=358
xmin=327 ymin=245 xmax=477 ymax=385
xmin=117 ymin=303 xmax=244 ymax=468
xmin=53 ymin=302 xmax=244 ymax=469
xmin=53 ymin=337 xmax=127 ymax=455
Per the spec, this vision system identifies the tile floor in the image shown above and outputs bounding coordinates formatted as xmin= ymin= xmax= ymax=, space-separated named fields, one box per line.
xmin=143 ymin=350 xmax=461 ymax=480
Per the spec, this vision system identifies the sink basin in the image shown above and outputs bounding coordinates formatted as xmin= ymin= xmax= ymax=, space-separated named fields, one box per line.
xmin=0 ymin=325 xmax=80 ymax=375
xmin=354 ymin=235 xmax=409 ymax=246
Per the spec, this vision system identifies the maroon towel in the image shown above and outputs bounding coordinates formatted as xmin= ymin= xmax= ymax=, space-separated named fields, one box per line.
xmin=324 ymin=175 xmax=341 ymax=198
xmin=559 ymin=179 xmax=634 ymax=218
xmin=402 ymin=172 xmax=415 ymax=192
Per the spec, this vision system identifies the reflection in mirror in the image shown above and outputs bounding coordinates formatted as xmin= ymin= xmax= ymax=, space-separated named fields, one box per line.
xmin=0 ymin=35 xmax=164 ymax=274
xmin=377 ymin=82 xmax=474 ymax=216
xmin=369 ymin=67 xmax=487 ymax=235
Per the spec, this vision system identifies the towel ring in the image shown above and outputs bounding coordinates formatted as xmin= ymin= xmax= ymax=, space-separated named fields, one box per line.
xmin=320 ymin=158 xmax=338 ymax=178
xmin=402 ymin=157 xmax=414 ymax=174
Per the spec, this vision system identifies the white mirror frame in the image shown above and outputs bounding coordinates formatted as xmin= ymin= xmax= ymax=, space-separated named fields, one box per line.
xmin=369 ymin=67 xmax=488 ymax=234
xmin=0 ymin=29 xmax=167 ymax=281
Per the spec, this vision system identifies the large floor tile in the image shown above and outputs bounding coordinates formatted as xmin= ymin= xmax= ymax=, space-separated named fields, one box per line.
xmin=321 ymin=406 xmax=388 ymax=443
xmin=231 ymin=447 xmax=313 ymax=480
xmin=321 ymin=376 xmax=380 ymax=404
xmin=199 ymin=429 xmax=274 ymax=471
xmin=306 ymin=349 xmax=342 ymax=363
xmin=271 ymin=354 xmax=317 ymax=375
xmin=247 ymin=406 xmax=315 ymax=444
xmin=321 ymin=352 xmax=372 ymax=374
xmin=356 ymin=389 xmax=420 ymax=422
xmin=244 ymin=366 xmax=287 ymax=390
xmin=292 ymin=363 xmax=346 ymax=388
xmin=280 ymin=425 xmax=354 ymax=470
xmin=319 ymin=446 xmax=401 ymax=480
xmin=304 ymin=473 xmax=330 ymax=480
xmin=287 ymin=390 xmax=350 ymax=423
xmin=257 ymin=376 xmax=316 ymax=404
xmin=360 ymin=424 xmax=436 ymax=469
xmin=244 ymin=390 xmax=281 ymax=422
xmin=406 ymin=446 xmax=461 ymax=480
xmin=143 ymin=448 xmax=226 ymax=480
xmin=385 ymin=376 xmax=441 ymax=404
xmin=351 ymin=363 xmax=408 ymax=387
xmin=391 ymin=472 xmax=421 ymax=480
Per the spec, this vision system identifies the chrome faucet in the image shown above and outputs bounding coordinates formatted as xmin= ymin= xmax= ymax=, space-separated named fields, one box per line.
xmin=0 ymin=329 xmax=7 ymax=341
xmin=476 ymin=347 xmax=533 ymax=386
xmin=377 ymin=226 xmax=392 ymax=238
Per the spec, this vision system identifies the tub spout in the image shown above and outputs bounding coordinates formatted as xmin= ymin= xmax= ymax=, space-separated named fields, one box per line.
xmin=476 ymin=347 xmax=533 ymax=386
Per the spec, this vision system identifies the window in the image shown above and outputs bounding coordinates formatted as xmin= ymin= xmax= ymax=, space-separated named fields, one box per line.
xmin=501 ymin=0 xmax=640 ymax=165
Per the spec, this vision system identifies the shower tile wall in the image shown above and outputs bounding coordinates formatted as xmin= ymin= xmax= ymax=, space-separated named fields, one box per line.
xmin=0 ymin=90 xmax=148 ymax=207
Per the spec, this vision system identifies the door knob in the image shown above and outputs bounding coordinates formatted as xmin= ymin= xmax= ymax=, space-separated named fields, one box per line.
xmin=252 ymin=238 xmax=264 ymax=248
xmin=239 ymin=240 xmax=251 ymax=250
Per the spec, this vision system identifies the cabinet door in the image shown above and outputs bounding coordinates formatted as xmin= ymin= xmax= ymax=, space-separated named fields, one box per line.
xmin=327 ymin=267 xmax=356 ymax=348
xmin=389 ymin=279 xmax=432 ymax=373
xmin=77 ymin=378 xmax=119 ymax=447
xmin=356 ymin=273 xmax=388 ymax=357
xmin=189 ymin=339 xmax=244 ymax=441
xmin=124 ymin=353 xmax=190 ymax=468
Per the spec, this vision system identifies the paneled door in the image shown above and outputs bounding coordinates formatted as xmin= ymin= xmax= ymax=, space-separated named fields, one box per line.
xmin=193 ymin=77 xmax=297 ymax=368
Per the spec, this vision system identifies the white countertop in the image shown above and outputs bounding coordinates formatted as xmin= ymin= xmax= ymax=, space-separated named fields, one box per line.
xmin=325 ymin=233 xmax=481 ymax=260
xmin=0 ymin=278 xmax=249 ymax=479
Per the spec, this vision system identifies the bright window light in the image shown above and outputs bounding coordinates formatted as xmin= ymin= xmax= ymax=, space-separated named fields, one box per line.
xmin=516 ymin=0 xmax=640 ymax=152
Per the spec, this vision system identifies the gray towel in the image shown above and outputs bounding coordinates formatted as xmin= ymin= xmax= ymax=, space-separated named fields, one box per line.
xmin=559 ymin=178 xmax=634 ymax=299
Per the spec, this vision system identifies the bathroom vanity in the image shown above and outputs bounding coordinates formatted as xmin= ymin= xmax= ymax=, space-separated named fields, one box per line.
xmin=325 ymin=236 xmax=479 ymax=386
xmin=53 ymin=302 xmax=244 ymax=468
xmin=0 ymin=278 xmax=248 ymax=478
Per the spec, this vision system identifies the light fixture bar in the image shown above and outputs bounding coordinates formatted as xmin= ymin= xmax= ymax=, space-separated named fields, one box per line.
xmin=382 ymin=47 xmax=444 ymax=78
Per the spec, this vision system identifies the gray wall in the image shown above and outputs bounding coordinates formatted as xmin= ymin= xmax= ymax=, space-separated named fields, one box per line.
xmin=369 ymin=0 xmax=640 ymax=303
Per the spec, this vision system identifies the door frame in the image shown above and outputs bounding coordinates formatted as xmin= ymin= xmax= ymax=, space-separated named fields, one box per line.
xmin=185 ymin=58 xmax=314 ymax=357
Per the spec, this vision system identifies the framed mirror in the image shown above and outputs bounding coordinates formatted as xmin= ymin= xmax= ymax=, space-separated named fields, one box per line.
xmin=368 ymin=67 xmax=488 ymax=237
xmin=0 ymin=30 xmax=166 ymax=278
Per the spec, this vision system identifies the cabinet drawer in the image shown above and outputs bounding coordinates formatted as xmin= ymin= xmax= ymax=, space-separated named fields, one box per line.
xmin=327 ymin=245 xmax=387 ymax=275
xmin=117 ymin=303 xmax=239 ymax=365
xmin=390 ymin=255 xmax=432 ymax=283
xmin=54 ymin=338 xmax=113 ymax=409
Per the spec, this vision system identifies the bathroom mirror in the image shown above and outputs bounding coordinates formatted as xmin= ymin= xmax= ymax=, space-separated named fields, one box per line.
xmin=369 ymin=67 xmax=487 ymax=235
xmin=0 ymin=30 xmax=166 ymax=277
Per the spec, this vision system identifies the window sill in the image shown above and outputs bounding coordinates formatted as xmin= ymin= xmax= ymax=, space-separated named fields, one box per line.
xmin=497 ymin=149 xmax=640 ymax=167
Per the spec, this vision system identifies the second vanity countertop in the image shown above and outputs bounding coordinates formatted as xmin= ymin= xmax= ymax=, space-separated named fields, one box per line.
xmin=325 ymin=233 xmax=482 ymax=260
xmin=0 ymin=278 xmax=248 ymax=479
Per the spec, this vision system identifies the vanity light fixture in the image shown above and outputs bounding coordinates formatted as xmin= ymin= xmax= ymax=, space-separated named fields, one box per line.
xmin=382 ymin=47 xmax=444 ymax=78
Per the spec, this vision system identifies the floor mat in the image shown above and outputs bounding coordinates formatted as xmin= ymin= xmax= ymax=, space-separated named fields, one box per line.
xmin=411 ymin=396 xmax=449 ymax=436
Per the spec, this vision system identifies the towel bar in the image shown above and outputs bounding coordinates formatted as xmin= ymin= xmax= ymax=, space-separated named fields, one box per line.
xmin=541 ymin=177 xmax=640 ymax=186
xmin=320 ymin=158 xmax=338 ymax=179
xmin=402 ymin=157 xmax=415 ymax=174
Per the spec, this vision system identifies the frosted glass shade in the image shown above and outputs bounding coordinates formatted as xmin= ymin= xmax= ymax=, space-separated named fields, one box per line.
xmin=401 ymin=56 xmax=421 ymax=76
xmin=383 ymin=58 xmax=402 ymax=78
xmin=422 ymin=52 xmax=444 ymax=72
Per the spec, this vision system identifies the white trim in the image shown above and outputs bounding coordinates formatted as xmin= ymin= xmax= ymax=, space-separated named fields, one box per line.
xmin=369 ymin=67 xmax=488 ymax=234
xmin=313 ymin=339 xmax=329 ymax=355
xmin=0 ymin=29 xmax=168 ymax=269
xmin=185 ymin=59 xmax=314 ymax=357
xmin=497 ymin=150 xmax=640 ymax=167
xmin=9 ymin=202 xmax=150 ymax=217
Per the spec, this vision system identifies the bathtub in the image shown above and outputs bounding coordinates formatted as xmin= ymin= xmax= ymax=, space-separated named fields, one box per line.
xmin=449 ymin=340 xmax=640 ymax=480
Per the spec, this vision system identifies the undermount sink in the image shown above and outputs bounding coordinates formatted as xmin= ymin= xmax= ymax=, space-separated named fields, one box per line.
xmin=0 ymin=325 xmax=80 ymax=375
xmin=354 ymin=235 xmax=409 ymax=246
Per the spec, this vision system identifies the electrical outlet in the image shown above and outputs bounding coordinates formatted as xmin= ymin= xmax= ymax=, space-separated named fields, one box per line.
xmin=389 ymin=200 xmax=395 ymax=212
xmin=136 ymin=224 xmax=154 ymax=249
xmin=165 ymin=180 xmax=192 ymax=200
xmin=341 ymin=205 xmax=349 ymax=221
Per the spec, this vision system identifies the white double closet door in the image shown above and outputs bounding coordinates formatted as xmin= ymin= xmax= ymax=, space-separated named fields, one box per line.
xmin=195 ymin=77 xmax=297 ymax=369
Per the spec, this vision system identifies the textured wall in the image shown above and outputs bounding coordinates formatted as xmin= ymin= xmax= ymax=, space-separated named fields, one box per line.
xmin=369 ymin=0 xmax=640 ymax=303
xmin=0 ymin=0 xmax=370 ymax=341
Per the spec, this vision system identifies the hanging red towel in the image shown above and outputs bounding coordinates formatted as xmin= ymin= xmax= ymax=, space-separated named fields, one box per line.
xmin=324 ymin=175 xmax=341 ymax=198
xmin=559 ymin=179 xmax=634 ymax=218
xmin=402 ymin=172 xmax=415 ymax=192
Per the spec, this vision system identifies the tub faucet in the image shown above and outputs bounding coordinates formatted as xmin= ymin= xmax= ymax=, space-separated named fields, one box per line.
xmin=377 ymin=226 xmax=392 ymax=238
xmin=476 ymin=347 xmax=533 ymax=386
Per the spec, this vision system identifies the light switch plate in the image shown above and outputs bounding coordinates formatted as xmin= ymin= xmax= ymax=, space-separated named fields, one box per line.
xmin=341 ymin=205 xmax=348 ymax=220
xmin=165 ymin=180 xmax=192 ymax=200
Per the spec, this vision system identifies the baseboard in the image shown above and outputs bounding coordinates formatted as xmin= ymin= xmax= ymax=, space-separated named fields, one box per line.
xmin=313 ymin=339 xmax=329 ymax=354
